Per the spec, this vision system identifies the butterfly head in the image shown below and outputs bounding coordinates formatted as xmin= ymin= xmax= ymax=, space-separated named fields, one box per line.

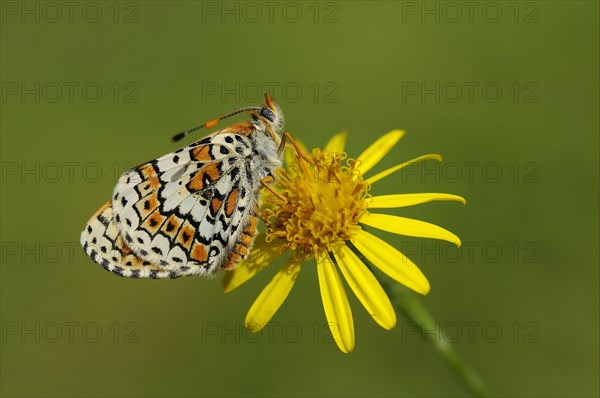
xmin=258 ymin=92 xmax=284 ymax=132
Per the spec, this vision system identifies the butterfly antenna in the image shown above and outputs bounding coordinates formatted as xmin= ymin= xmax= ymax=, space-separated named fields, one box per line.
xmin=171 ymin=106 xmax=262 ymax=142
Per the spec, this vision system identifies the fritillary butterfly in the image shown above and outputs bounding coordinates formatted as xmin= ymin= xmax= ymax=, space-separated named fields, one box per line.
xmin=80 ymin=93 xmax=291 ymax=279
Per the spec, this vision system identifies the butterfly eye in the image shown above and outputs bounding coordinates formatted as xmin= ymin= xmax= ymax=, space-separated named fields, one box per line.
xmin=260 ymin=108 xmax=276 ymax=122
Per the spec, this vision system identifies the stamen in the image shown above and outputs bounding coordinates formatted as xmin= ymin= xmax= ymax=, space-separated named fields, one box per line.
xmin=263 ymin=148 xmax=371 ymax=260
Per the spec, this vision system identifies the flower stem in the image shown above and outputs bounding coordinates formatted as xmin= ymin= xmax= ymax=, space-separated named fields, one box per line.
xmin=352 ymin=246 xmax=491 ymax=397
xmin=380 ymin=279 xmax=491 ymax=397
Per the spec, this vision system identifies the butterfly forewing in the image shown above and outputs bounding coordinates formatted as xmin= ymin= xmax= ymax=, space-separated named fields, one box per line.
xmin=103 ymin=130 xmax=258 ymax=277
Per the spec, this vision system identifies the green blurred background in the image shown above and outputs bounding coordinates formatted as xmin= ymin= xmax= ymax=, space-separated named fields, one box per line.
xmin=1 ymin=1 xmax=598 ymax=397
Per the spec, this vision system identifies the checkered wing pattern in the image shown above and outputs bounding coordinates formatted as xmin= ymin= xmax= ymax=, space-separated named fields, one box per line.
xmin=109 ymin=132 xmax=260 ymax=276
xmin=80 ymin=201 xmax=200 ymax=278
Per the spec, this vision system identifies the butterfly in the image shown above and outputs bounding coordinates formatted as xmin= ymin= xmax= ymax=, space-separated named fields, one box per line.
xmin=80 ymin=93 xmax=298 ymax=279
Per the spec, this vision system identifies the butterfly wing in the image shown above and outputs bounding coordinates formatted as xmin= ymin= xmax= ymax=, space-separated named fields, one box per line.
xmin=109 ymin=128 xmax=260 ymax=276
xmin=80 ymin=201 xmax=198 ymax=278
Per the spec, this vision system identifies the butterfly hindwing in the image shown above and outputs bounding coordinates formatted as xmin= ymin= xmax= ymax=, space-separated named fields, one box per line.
xmin=80 ymin=201 xmax=203 ymax=278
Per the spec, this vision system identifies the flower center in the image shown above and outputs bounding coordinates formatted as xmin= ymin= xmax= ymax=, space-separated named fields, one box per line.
xmin=263 ymin=148 xmax=371 ymax=259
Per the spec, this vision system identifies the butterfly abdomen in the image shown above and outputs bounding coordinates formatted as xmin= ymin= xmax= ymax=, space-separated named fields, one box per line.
xmin=221 ymin=213 xmax=258 ymax=270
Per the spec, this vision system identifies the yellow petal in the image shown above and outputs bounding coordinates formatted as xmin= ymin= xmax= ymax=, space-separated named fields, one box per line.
xmin=351 ymin=230 xmax=430 ymax=295
xmin=332 ymin=245 xmax=396 ymax=330
xmin=361 ymin=213 xmax=461 ymax=247
xmin=360 ymin=213 xmax=460 ymax=247
xmin=244 ymin=257 xmax=303 ymax=333
xmin=356 ymin=130 xmax=405 ymax=175
xmin=317 ymin=253 xmax=355 ymax=353
xmin=222 ymin=233 xmax=278 ymax=293
xmin=365 ymin=154 xmax=442 ymax=185
xmin=369 ymin=193 xmax=467 ymax=208
xmin=324 ymin=131 xmax=347 ymax=153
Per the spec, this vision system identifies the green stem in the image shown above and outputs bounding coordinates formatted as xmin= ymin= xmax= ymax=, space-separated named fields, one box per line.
xmin=352 ymin=246 xmax=491 ymax=397
xmin=380 ymin=279 xmax=491 ymax=397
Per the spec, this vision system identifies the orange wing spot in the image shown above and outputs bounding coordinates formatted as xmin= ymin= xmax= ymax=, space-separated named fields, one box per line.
xmin=115 ymin=235 xmax=133 ymax=255
xmin=147 ymin=176 xmax=160 ymax=190
xmin=225 ymin=122 xmax=253 ymax=135
xmin=122 ymin=254 xmax=142 ymax=266
xmin=176 ymin=221 xmax=195 ymax=250
xmin=211 ymin=197 xmax=222 ymax=215
xmin=225 ymin=188 xmax=239 ymax=217
xmin=204 ymin=163 xmax=220 ymax=181
xmin=135 ymin=191 xmax=159 ymax=217
xmin=142 ymin=210 xmax=166 ymax=234
xmin=193 ymin=145 xmax=212 ymax=162
xmin=188 ymin=163 xmax=220 ymax=192
xmin=139 ymin=164 xmax=157 ymax=179
xmin=136 ymin=177 xmax=160 ymax=197
xmin=190 ymin=242 xmax=208 ymax=263
xmin=161 ymin=214 xmax=183 ymax=238
xmin=188 ymin=171 xmax=205 ymax=191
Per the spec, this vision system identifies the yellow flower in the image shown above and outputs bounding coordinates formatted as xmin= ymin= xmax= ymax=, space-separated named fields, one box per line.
xmin=223 ymin=130 xmax=466 ymax=353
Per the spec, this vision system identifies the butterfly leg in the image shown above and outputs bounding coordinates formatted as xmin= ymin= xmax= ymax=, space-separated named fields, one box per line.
xmin=260 ymin=176 xmax=286 ymax=202
xmin=277 ymin=131 xmax=314 ymax=164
